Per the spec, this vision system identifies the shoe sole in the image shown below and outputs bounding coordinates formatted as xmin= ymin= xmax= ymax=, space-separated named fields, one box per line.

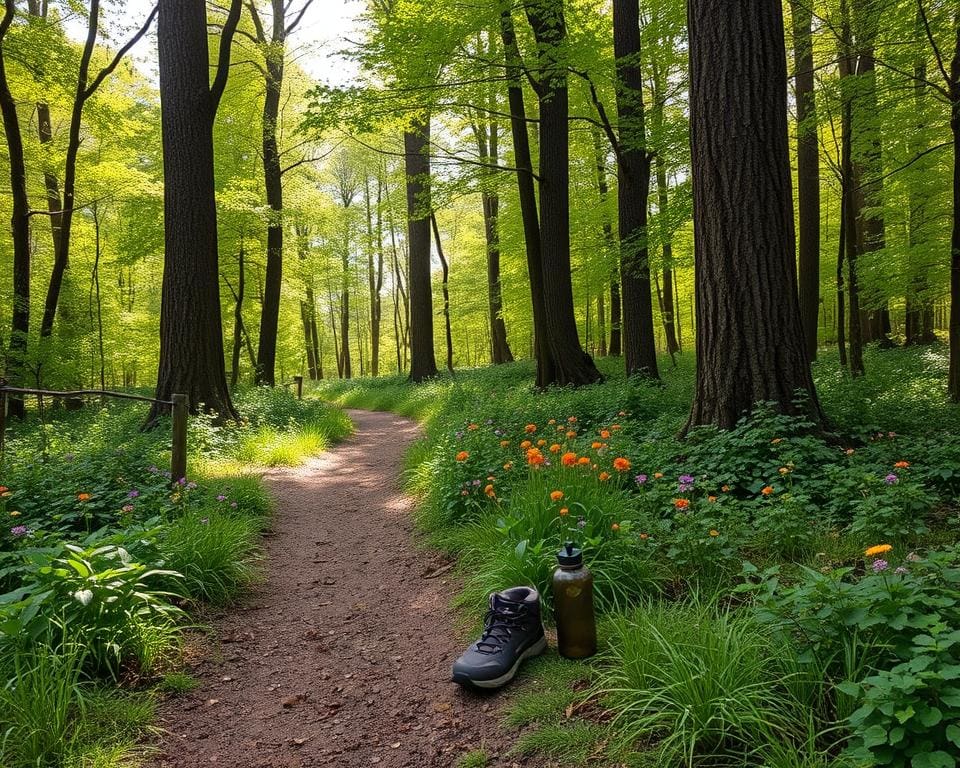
xmin=454 ymin=635 xmax=548 ymax=690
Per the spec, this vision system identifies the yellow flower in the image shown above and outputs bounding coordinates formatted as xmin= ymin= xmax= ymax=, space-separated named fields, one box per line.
xmin=503 ymin=462 xmax=513 ymax=471
xmin=865 ymin=544 xmax=893 ymax=557
xmin=9 ymin=510 xmax=21 ymax=517
xmin=709 ymin=529 xmax=719 ymax=537
xmin=778 ymin=467 xmax=790 ymax=475
xmin=548 ymin=419 xmax=556 ymax=425
xmin=500 ymin=440 xmax=510 ymax=448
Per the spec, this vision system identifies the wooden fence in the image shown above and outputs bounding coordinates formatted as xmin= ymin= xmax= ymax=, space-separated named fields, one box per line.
xmin=0 ymin=384 xmax=189 ymax=483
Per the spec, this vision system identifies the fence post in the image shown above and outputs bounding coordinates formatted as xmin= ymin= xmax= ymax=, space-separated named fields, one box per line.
xmin=294 ymin=375 xmax=303 ymax=400
xmin=171 ymin=394 xmax=188 ymax=484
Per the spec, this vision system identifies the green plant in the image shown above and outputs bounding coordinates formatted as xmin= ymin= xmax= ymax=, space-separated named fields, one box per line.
xmin=160 ymin=510 xmax=263 ymax=604
xmin=455 ymin=748 xmax=490 ymax=768
xmin=159 ymin=671 xmax=199 ymax=694
xmin=0 ymin=543 xmax=183 ymax=675
xmin=596 ymin=602 xmax=801 ymax=766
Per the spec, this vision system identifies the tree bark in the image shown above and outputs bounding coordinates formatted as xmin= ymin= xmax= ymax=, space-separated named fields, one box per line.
xmin=791 ymin=0 xmax=820 ymax=360
xmin=609 ymin=280 xmax=622 ymax=355
xmin=948 ymin=15 xmax=960 ymax=401
xmin=405 ymin=118 xmax=438 ymax=382
xmin=370 ymin=172 xmax=384 ymax=376
xmin=655 ymin=156 xmax=679 ymax=355
xmin=525 ymin=0 xmax=602 ymax=387
xmin=590 ymin=126 xmax=614 ymax=357
xmin=500 ymin=5 xmax=552 ymax=383
xmin=149 ymin=0 xmax=241 ymax=423
xmin=230 ymin=244 xmax=246 ymax=387
xmin=684 ymin=0 xmax=824 ymax=432
xmin=0 ymin=0 xmax=31 ymax=418
xmin=431 ymin=213 xmax=454 ymax=373
xmin=613 ymin=0 xmax=659 ymax=380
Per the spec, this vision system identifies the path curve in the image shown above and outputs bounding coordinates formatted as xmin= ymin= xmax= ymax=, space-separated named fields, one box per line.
xmin=151 ymin=409 xmax=527 ymax=768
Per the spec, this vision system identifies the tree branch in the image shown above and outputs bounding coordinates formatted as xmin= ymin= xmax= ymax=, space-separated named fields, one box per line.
xmin=917 ymin=0 xmax=952 ymax=88
xmin=210 ymin=0 xmax=244 ymax=111
xmin=284 ymin=0 xmax=314 ymax=35
xmin=570 ymin=67 xmax=622 ymax=164
xmin=84 ymin=4 xmax=158 ymax=100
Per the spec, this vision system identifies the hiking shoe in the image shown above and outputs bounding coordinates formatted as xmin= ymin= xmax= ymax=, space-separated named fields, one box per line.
xmin=451 ymin=586 xmax=547 ymax=689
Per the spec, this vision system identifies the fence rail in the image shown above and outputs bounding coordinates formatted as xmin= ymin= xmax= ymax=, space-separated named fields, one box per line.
xmin=0 ymin=383 xmax=189 ymax=484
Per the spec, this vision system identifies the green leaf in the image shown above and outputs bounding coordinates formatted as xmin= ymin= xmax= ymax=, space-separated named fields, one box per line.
xmin=912 ymin=751 xmax=955 ymax=768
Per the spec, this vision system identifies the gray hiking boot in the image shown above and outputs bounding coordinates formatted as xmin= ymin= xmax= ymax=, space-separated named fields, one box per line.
xmin=451 ymin=587 xmax=547 ymax=689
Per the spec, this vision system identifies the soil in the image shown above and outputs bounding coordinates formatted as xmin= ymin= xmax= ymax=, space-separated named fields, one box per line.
xmin=150 ymin=409 xmax=532 ymax=768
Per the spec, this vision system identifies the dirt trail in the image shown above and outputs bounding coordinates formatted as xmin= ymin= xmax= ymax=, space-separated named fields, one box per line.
xmin=150 ymin=409 xmax=528 ymax=768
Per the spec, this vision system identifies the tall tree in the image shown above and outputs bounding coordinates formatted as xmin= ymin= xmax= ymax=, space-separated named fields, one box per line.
xmin=148 ymin=0 xmax=243 ymax=422
xmin=525 ymin=0 xmax=602 ymax=386
xmin=405 ymin=117 xmax=438 ymax=382
xmin=613 ymin=0 xmax=659 ymax=379
xmin=791 ymin=0 xmax=821 ymax=360
xmin=684 ymin=0 xmax=825 ymax=432
xmin=0 ymin=0 xmax=30 ymax=418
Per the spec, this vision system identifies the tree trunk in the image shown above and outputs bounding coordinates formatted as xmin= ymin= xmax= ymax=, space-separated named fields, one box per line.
xmin=840 ymin=5 xmax=865 ymax=377
xmin=431 ymin=214 xmax=454 ymax=373
xmin=684 ymin=0 xmax=824 ymax=432
xmin=500 ymin=5 xmax=553 ymax=383
xmin=655 ymin=156 xmax=679 ymax=355
xmin=591 ymin=126 xmax=614 ymax=357
xmin=475 ymin=96 xmax=513 ymax=365
xmin=405 ymin=118 xmax=438 ymax=382
xmin=948 ymin=18 xmax=960 ymax=401
xmin=613 ymin=0 xmax=659 ymax=380
xmin=369 ymin=173 xmax=384 ymax=376
xmin=525 ymin=0 xmax=602 ymax=387
xmin=254 ymin=0 xmax=286 ymax=386
xmin=609 ymin=279 xmax=622 ymax=355
xmin=0 ymin=1 xmax=31 ymax=419
xmin=149 ymin=0 xmax=240 ymax=423
xmin=837 ymin=201 xmax=848 ymax=368
xmin=231 ymin=244 xmax=246 ymax=387
xmin=791 ymin=0 xmax=820 ymax=361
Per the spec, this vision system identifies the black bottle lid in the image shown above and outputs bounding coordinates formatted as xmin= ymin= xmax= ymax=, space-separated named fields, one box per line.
xmin=557 ymin=541 xmax=583 ymax=567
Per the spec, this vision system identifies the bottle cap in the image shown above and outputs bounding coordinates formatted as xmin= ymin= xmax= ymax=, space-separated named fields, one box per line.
xmin=557 ymin=541 xmax=583 ymax=567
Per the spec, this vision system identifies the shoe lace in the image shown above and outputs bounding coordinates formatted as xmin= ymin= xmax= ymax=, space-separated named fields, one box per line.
xmin=476 ymin=598 xmax=528 ymax=654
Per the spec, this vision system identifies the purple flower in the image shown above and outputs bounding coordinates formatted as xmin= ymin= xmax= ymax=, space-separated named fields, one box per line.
xmin=635 ymin=474 xmax=648 ymax=485
xmin=128 ymin=489 xmax=140 ymax=499
xmin=177 ymin=477 xmax=187 ymax=486
xmin=872 ymin=558 xmax=889 ymax=573
xmin=217 ymin=494 xmax=227 ymax=502
xmin=894 ymin=566 xmax=908 ymax=575
xmin=884 ymin=473 xmax=898 ymax=485
xmin=10 ymin=525 xmax=27 ymax=537
xmin=678 ymin=474 xmax=695 ymax=492
xmin=472 ymin=479 xmax=482 ymax=487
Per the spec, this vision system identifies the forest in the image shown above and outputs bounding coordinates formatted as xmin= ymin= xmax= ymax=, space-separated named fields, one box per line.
xmin=0 ymin=0 xmax=959 ymax=767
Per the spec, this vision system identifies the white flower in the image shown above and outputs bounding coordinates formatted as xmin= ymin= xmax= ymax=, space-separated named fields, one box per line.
xmin=73 ymin=589 xmax=94 ymax=606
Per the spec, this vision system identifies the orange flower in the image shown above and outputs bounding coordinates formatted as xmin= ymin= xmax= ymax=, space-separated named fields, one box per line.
xmin=600 ymin=430 xmax=611 ymax=439
xmin=654 ymin=472 xmax=664 ymax=479
xmin=549 ymin=443 xmax=561 ymax=453
xmin=527 ymin=448 xmax=545 ymax=466
xmin=537 ymin=439 xmax=547 ymax=447
xmin=0 ymin=486 xmax=7 ymax=493
xmin=525 ymin=424 xmax=537 ymax=434
xmin=559 ymin=507 xmax=569 ymax=516
xmin=845 ymin=448 xmax=855 ymax=456
xmin=721 ymin=484 xmax=731 ymax=492
xmin=484 ymin=484 xmax=495 ymax=497
xmin=556 ymin=425 xmax=565 ymax=432
xmin=639 ymin=532 xmax=649 ymax=540
xmin=779 ymin=467 xmax=790 ymax=475
xmin=599 ymin=471 xmax=611 ymax=482
xmin=674 ymin=498 xmax=689 ymax=510
xmin=561 ymin=452 xmax=578 ymax=467
xmin=548 ymin=419 xmax=557 ymax=425
xmin=865 ymin=544 xmax=893 ymax=557
xmin=520 ymin=440 xmax=532 ymax=450
xmin=771 ymin=438 xmax=783 ymax=444
xmin=611 ymin=424 xmax=621 ymax=431
xmin=77 ymin=492 xmax=92 ymax=502
xmin=894 ymin=461 xmax=910 ymax=469
xmin=468 ymin=423 xmax=479 ymax=431
xmin=578 ymin=457 xmax=591 ymax=466
xmin=611 ymin=523 xmax=620 ymax=532
xmin=566 ymin=430 xmax=577 ymax=439
xmin=568 ymin=416 xmax=578 ymax=423
xmin=500 ymin=440 xmax=510 ymax=448
xmin=708 ymin=495 xmax=718 ymax=503
xmin=613 ymin=457 xmax=631 ymax=472
xmin=761 ymin=485 xmax=774 ymax=496
xmin=592 ymin=441 xmax=602 ymax=450
xmin=709 ymin=529 xmax=719 ymax=537
xmin=618 ymin=411 xmax=626 ymax=417
xmin=503 ymin=462 xmax=513 ymax=470
xmin=550 ymin=490 xmax=564 ymax=502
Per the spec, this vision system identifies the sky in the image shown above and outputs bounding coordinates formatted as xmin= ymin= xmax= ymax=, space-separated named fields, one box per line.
xmin=81 ymin=0 xmax=364 ymax=86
